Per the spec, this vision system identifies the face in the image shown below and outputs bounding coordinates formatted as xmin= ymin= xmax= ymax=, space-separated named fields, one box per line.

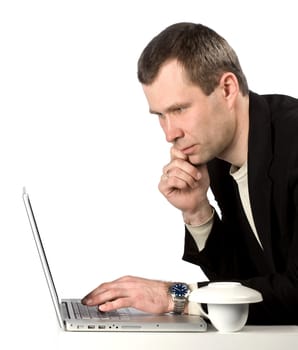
xmin=142 ymin=60 xmax=237 ymax=165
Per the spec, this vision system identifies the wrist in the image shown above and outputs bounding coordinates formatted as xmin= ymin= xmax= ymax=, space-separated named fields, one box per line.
xmin=183 ymin=204 xmax=214 ymax=226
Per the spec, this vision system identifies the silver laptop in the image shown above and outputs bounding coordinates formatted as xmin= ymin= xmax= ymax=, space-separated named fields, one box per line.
xmin=22 ymin=188 xmax=207 ymax=332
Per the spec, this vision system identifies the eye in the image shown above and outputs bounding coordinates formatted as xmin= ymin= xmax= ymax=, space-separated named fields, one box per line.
xmin=173 ymin=107 xmax=185 ymax=115
xmin=156 ymin=112 xmax=165 ymax=120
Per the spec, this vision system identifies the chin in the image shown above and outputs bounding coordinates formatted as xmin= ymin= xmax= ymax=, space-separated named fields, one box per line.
xmin=188 ymin=154 xmax=213 ymax=166
xmin=188 ymin=157 xmax=202 ymax=166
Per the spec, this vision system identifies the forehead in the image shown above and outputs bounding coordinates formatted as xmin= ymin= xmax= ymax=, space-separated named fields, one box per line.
xmin=155 ymin=59 xmax=190 ymax=87
xmin=142 ymin=60 xmax=204 ymax=112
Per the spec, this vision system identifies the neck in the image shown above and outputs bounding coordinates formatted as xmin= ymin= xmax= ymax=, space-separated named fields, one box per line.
xmin=219 ymin=94 xmax=249 ymax=168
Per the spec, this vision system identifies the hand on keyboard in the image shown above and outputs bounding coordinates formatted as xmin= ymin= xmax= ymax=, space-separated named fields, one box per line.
xmin=81 ymin=275 xmax=174 ymax=314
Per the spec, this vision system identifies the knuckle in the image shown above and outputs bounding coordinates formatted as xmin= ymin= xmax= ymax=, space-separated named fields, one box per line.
xmin=162 ymin=165 xmax=168 ymax=173
xmin=121 ymin=275 xmax=133 ymax=281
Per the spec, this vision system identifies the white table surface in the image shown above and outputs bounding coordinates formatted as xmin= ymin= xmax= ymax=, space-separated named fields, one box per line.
xmin=54 ymin=325 xmax=298 ymax=350
xmin=6 ymin=315 xmax=297 ymax=350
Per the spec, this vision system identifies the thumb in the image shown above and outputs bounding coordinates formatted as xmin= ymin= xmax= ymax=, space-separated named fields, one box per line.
xmin=170 ymin=146 xmax=188 ymax=161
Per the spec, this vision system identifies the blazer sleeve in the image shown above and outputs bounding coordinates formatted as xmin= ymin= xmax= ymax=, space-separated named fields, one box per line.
xmin=182 ymin=159 xmax=298 ymax=325
xmin=183 ymin=213 xmax=298 ymax=324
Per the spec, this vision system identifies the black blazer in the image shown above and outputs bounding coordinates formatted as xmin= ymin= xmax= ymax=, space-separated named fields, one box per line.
xmin=183 ymin=91 xmax=298 ymax=324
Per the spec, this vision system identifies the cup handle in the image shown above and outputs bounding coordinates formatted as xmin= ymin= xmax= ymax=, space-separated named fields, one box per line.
xmin=197 ymin=303 xmax=209 ymax=320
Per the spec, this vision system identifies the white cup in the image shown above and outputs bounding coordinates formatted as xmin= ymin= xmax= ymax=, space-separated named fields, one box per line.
xmin=197 ymin=302 xmax=249 ymax=332
xmin=189 ymin=282 xmax=263 ymax=332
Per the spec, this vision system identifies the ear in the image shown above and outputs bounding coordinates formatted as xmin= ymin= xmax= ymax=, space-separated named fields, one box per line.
xmin=219 ymin=72 xmax=239 ymax=109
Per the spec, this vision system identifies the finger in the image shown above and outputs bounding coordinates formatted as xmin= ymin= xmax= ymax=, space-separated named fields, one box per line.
xmin=81 ymin=276 xmax=136 ymax=303
xmin=82 ymin=276 xmax=139 ymax=305
xmin=163 ymin=158 xmax=201 ymax=182
xmin=99 ymin=297 xmax=131 ymax=312
xmin=82 ymin=284 xmax=104 ymax=298
xmin=83 ymin=286 xmax=127 ymax=306
xmin=159 ymin=176 xmax=197 ymax=197
xmin=161 ymin=169 xmax=199 ymax=190
xmin=170 ymin=146 xmax=188 ymax=161
xmin=81 ymin=282 xmax=111 ymax=305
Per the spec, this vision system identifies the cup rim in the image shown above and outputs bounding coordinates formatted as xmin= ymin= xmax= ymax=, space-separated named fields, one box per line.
xmin=189 ymin=282 xmax=263 ymax=304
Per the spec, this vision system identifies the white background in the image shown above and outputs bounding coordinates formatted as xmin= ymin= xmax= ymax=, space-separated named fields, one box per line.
xmin=0 ymin=0 xmax=297 ymax=348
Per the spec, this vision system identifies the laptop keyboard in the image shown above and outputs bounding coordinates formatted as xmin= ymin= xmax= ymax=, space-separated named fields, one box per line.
xmin=71 ymin=302 xmax=131 ymax=321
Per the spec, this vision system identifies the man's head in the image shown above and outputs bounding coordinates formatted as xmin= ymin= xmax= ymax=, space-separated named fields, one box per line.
xmin=138 ymin=23 xmax=250 ymax=166
xmin=137 ymin=22 xmax=248 ymax=96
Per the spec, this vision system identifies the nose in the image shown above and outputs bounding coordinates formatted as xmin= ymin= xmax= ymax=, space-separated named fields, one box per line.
xmin=161 ymin=115 xmax=183 ymax=144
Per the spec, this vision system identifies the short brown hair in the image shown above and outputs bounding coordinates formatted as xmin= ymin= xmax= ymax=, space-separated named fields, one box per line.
xmin=137 ymin=22 xmax=248 ymax=96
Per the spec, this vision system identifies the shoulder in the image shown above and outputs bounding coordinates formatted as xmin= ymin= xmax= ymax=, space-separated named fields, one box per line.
xmin=256 ymin=92 xmax=298 ymax=125
xmin=250 ymin=92 xmax=298 ymax=143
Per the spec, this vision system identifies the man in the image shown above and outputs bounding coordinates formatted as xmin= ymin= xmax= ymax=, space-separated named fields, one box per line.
xmin=82 ymin=23 xmax=298 ymax=324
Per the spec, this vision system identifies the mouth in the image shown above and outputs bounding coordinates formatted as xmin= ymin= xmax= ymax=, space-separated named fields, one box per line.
xmin=181 ymin=144 xmax=197 ymax=155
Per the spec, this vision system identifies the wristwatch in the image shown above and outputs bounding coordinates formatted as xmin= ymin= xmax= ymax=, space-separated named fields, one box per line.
xmin=169 ymin=283 xmax=190 ymax=314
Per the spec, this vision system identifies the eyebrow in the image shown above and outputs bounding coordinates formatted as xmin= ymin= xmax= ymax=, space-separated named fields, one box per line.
xmin=149 ymin=102 xmax=190 ymax=115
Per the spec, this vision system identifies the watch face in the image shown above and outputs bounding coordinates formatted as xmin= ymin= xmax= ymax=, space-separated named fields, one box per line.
xmin=171 ymin=283 xmax=189 ymax=297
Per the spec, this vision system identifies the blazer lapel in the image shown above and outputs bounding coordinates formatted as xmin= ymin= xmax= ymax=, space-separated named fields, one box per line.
xmin=247 ymin=92 xmax=275 ymax=271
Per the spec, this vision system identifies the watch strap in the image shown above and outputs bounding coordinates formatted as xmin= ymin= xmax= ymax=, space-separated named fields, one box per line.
xmin=173 ymin=296 xmax=187 ymax=314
